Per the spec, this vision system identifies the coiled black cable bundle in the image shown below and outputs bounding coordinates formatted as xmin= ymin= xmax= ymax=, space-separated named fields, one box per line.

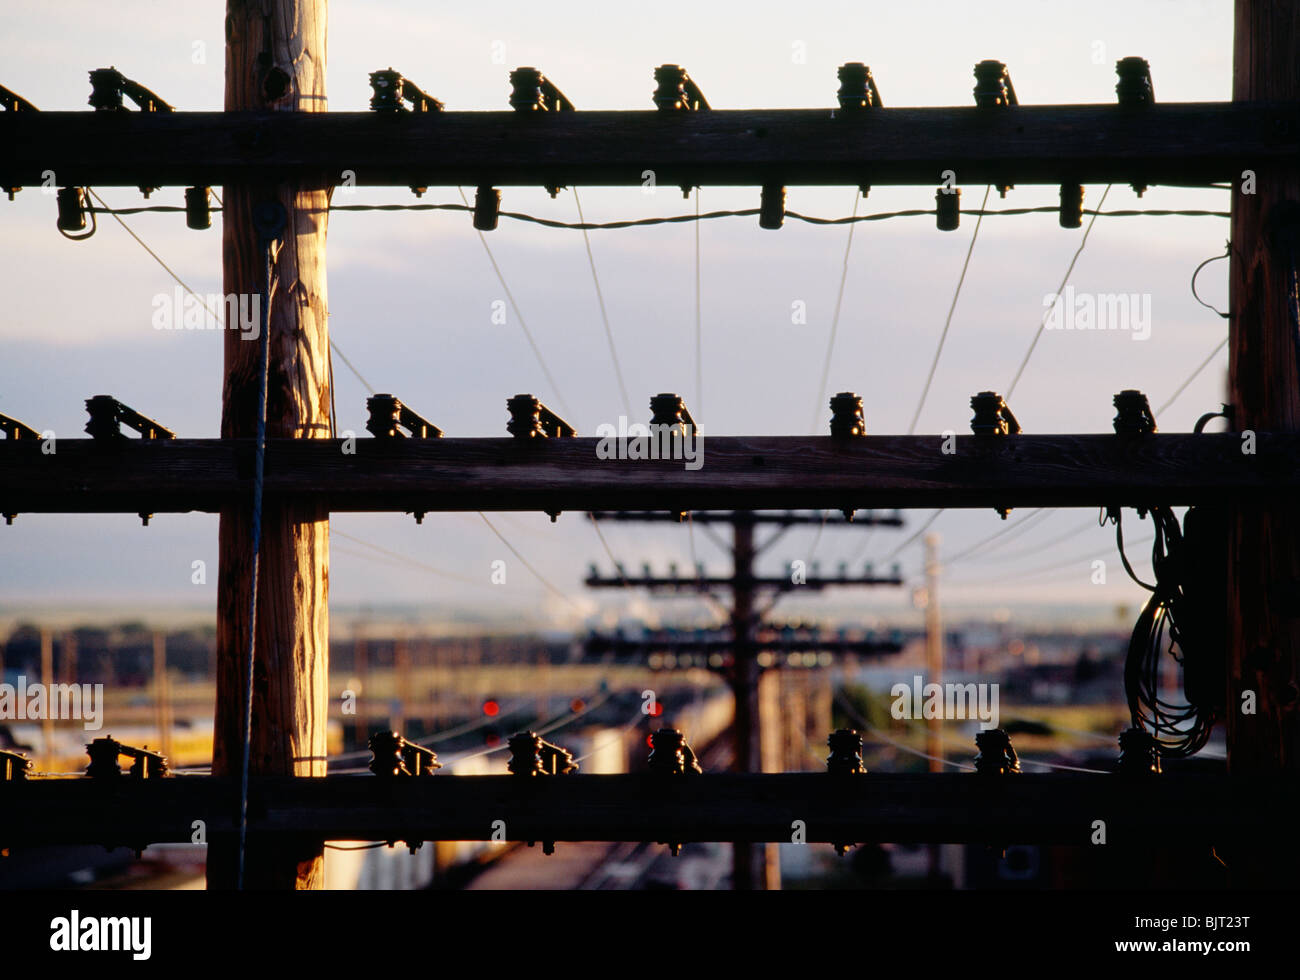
xmin=1116 ymin=502 xmax=1226 ymax=759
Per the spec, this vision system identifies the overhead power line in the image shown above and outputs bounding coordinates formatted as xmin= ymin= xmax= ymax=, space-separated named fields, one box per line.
xmin=908 ymin=185 xmax=992 ymax=435
xmin=1005 ymin=184 xmax=1113 ymax=399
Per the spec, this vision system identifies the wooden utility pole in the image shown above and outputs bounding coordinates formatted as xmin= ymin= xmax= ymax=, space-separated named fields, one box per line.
xmin=923 ymin=534 xmax=943 ymax=773
xmin=209 ymin=0 xmax=331 ymax=890
xmin=587 ymin=509 xmax=903 ymax=889
xmin=393 ymin=631 xmax=410 ymax=734
xmin=1227 ymin=0 xmax=1300 ymax=886
xmin=153 ymin=632 xmax=173 ymax=761
xmin=728 ymin=514 xmax=779 ymax=889
xmin=39 ymin=629 xmax=53 ymax=771
xmin=61 ymin=632 xmax=77 ymax=686
xmin=352 ymin=628 xmax=367 ymax=749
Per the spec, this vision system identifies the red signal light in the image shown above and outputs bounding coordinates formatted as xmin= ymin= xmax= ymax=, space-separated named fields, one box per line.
xmin=650 ymin=701 xmax=664 ymax=717
xmin=482 ymin=699 xmax=499 ymax=717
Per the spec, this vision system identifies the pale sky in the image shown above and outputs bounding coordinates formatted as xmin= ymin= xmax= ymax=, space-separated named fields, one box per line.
xmin=0 ymin=1 xmax=1235 ymax=629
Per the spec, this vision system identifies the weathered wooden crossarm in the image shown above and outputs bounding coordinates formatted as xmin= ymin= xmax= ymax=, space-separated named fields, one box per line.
xmin=583 ymin=575 xmax=904 ymax=590
xmin=0 ymin=773 xmax=1289 ymax=847
xmin=1 ymin=103 xmax=1292 ymax=189
xmin=1 ymin=433 xmax=1295 ymax=517
xmin=583 ymin=635 xmax=905 ymax=657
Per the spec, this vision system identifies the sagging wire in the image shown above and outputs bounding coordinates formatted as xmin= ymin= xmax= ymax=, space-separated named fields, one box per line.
xmin=1005 ymin=184 xmax=1113 ymax=399
xmin=326 ymin=688 xmax=613 ymax=766
xmin=587 ymin=514 xmax=632 ymax=589
xmin=83 ymin=189 xmax=220 ymax=323
xmin=942 ymin=532 xmax=1154 ymax=588
xmin=809 ymin=190 xmax=862 ymax=433
xmin=941 ymin=507 xmax=1051 ymax=567
xmin=330 ymin=339 xmax=377 ymax=395
xmin=479 ymin=513 xmax=582 ymax=613
xmin=90 ymin=198 xmax=1231 ymax=227
xmin=882 ymin=510 xmax=942 ymax=562
xmin=1112 ymin=508 xmax=1157 ymax=592
xmin=964 ymin=514 xmax=1100 ymax=567
xmin=1190 ymin=241 xmax=1232 ymax=319
xmin=694 ymin=188 xmax=703 ymax=418
xmin=573 ymin=188 xmax=633 ymax=418
xmin=325 ymin=697 xmax=536 ymax=765
xmin=907 ymin=184 xmax=992 ymax=434
xmin=570 ymin=709 xmax=646 ymax=765
xmin=1114 ymin=505 xmax=1221 ymax=759
xmin=455 ymin=187 xmax=571 ymax=419
xmin=1155 ymin=339 xmax=1229 ymax=416
xmin=330 ymin=529 xmax=482 ymax=584
xmin=834 ymin=692 xmax=975 ymax=771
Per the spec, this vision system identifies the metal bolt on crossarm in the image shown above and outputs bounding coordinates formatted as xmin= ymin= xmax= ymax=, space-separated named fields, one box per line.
xmin=509 ymin=67 xmax=574 ymax=112
xmin=829 ymin=391 xmax=866 ymax=438
xmin=1115 ymin=57 xmax=1155 ymax=194
xmin=365 ymin=393 xmax=442 ymax=440
xmin=368 ymin=68 xmax=404 ymax=112
xmin=970 ymin=391 xmax=1020 ymax=436
xmin=1112 ymin=389 xmax=1158 ymax=435
xmin=972 ymin=60 xmax=1017 ymax=195
xmin=649 ymin=392 xmax=698 ymax=434
xmin=973 ymin=59 xmax=1018 ymax=108
xmin=508 ymin=731 xmax=579 ymax=777
xmin=368 ymin=730 xmax=441 ymax=777
xmin=827 ymin=728 xmax=866 ymax=855
xmin=649 ymin=728 xmax=701 ymax=857
xmin=1115 ymin=726 xmax=1162 ymax=776
xmin=974 ymin=728 xmax=1020 ymax=775
xmin=84 ymin=396 xmax=172 ymax=524
xmin=836 ymin=61 xmax=883 ymax=197
xmin=648 ymin=728 xmax=703 ymax=776
xmin=368 ymin=68 xmax=443 ymax=113
xmin=85 ymin=737 xmax=125 ymax=779
xmin=827 ymin=728 xmax=866 ymax=775
xmin=0 ymin=749 xmax=32 ymax=781
xmin=1115 ymin=56 xmax=1155 ymax=107
xmin=653 ymin=64 xmax=710 ymax=112
xmin=837 ymin=62 xmax=882 ymax=111
xmin=506 ymin=394 xmax=575 ymax=440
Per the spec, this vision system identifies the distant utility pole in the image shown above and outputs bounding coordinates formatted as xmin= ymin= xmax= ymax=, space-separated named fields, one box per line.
xmin=153 ymin=632 xmax=173 ymax=762
xmin=923 ymin=534 xmax=943 ymax=773
xmin=39 ymin=628 xmax=53 ymax=771
xmin=209 ymin=0 xmax=332 ymax=890
xmin=1227 ymin=0 xmax=1300 ymax=886
xmin=923 ymin=533 xmax=943 ymax=881
xmin=587 ymin=509 xmax=905 ymax=890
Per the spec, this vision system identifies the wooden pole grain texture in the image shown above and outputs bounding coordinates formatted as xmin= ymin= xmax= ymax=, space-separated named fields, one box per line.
xmin=208 ymin=0 xmax=331 ymax=890
xmin=1226 ymin=0 xmax=1300 ymax=887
